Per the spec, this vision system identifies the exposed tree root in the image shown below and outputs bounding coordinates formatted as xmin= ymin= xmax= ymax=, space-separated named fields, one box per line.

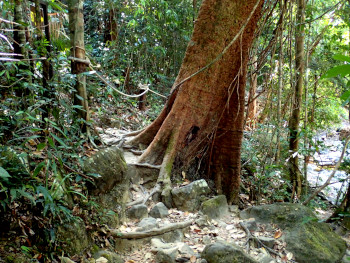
xmin=239 ymin=222 xmax=281 ymax=257
xmin=122 ymin=128 xmax=145 ymax=137
xmin=126 ymin=184 xmax=161 ymax=207
xmin=134 ymin=163 xmax=161 ymax=169
xmin=109 ymin=220 xmax=193 ymax=239
xmin=129 ymin=149 xmax=144 ymax=155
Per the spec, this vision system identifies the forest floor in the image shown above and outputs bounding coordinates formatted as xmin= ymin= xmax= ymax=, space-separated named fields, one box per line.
xmin=97 ymin=127 xmax=350 ymax=263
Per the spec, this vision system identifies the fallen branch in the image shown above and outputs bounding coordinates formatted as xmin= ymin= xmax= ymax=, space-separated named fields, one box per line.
xmin=303 ymin=135 xmax=350 ymax=206
xmin=109 ymin=220 xmax=192 ymax=239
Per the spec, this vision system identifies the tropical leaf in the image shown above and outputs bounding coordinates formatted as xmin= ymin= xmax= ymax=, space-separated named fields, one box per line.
xmin=0 ymin=167 xmax=11 ymax=181
xmin=321 ymin=64 xmax=350 ymax=79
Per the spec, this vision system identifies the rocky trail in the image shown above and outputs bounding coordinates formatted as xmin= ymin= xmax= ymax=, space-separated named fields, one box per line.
xmin=60 ymin=128 xmax=350 ymax=263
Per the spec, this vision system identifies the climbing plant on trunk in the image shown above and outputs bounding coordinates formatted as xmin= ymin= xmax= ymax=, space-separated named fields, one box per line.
xmin=127 ymin=0 xmax=263 ymax=204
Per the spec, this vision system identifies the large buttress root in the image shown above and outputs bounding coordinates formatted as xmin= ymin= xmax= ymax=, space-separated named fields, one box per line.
xmin=123 ymin=0 xmax=263 ymax=204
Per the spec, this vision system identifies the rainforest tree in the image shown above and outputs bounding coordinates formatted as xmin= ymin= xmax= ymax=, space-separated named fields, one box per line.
xmin=126 ymin=0 xmax=263 ymax=204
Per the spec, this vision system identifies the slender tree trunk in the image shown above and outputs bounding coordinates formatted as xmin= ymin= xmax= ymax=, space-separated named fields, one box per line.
xmin=13 ymin=0 xmax=30 ymax=102
xmin=127 ymin=0 xmax=263 ymax=204
xmin=276 ymin=0 xmax=286 ymax=162
xmin=303 ymin=23 xmax=310 ymax=196
xmin=35 ymin=1 xmax=53 ymax=122
xmin=246 ymin=57 xmax=258 ymax=130
xmin=68 ymin=0 xmax=90 ymax=131
xmin=289 ymin=0 xmax=305 ymax=200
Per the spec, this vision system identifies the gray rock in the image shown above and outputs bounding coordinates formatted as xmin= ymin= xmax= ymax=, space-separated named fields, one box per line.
xmin=229 ymin=205 xmax=239 ymax=213
xmin=241 ymin=203 xmax=347 ymax=263
xmin=151 ymin=238 xmax=175 ymax=250
xmin=256 ymin=237 xmax=275 ymax=249
xmin=150 ymin=202 xmax=169 ymax=218
xmin=161 ymin=187 xmax=173 ymax=208
xmin=240 ymin=218 xmax=257 ymax=231
xmin=156 ymin=247 xmax=178 ymax=263
xmin=201 ymin=241 xmax=258 ymax=263
xmin=195 ymin=215 xmax=210 ymax=227
xmin=60 ymin=257 xmax=75 ymax=263
xmin=200 ymin=260 xmax=208 ymax=263
xmin=127 ymin=204 xmax=148 ymax=220
xmin=177 ymin=242 xmax=195 ymax=256
xmin=202 ymin=236 xmax=211 ymax=245
xmin=93 ymin=250 xmax=123 ymax=263
xmin=137 ymin=217 xmax=157 ymax=231
xmin=162 ymin=229 xmax=184 ymax=243
xmin=172 ymin=180 xmax=211 ymax=212
xmin=201 ymin=195 xmax=228 ymax=219
xmin=83 ymin=147 xmax=127 ymax=195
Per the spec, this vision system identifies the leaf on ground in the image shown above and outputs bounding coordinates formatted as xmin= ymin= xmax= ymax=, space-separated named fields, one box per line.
xmin=274 ymin=230 xmax=282 ymax=239
xmin=286 ymin=252 xmax=293 ymax=260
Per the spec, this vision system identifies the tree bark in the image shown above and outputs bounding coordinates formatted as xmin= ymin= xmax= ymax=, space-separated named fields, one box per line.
xmin=288 ymin=0 xmax=305 ymax=200
xmin=246 ymin=57 xmax=258 ymax=130
xmin=127 ymin=0 xmax=263 ymax=204
xmin=68 ymin=0 xmax=90 ymax=131
xmin=13 ymin=0 xmax=30 ymax=102
xmin=35 ymin=1 xmax=53 ymax=122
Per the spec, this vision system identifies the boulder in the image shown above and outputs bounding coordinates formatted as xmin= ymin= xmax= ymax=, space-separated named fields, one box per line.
xmin=57 ymin=219 xmax=90 ymax=255
xmin=60 ymin=257 xmax=75 ymax=263
xmin=126 ymin=204 xmax=148 ymax=220
xmin=229 ymin=205 xmax=239 ymax=213
xmin=256 ymin=236 xmax=275 ymax=249
xmin=171 ymin=180 xmax=211 ymax=212
xmin=137 ymin=217 xmax=158 ymax=231
xmin=240 ymin=203 xmax=316 ymax=229
xmin=240 ymin=203 xmax=347 ymax=263
xmin=150 ymin=202 xmax=169 ymax=218
xmin=201 ymin=241 xmax=258 ymax=263
xmin=177 ymin=242 xmax=195 ymax=256
xmin=201 ymin=195 xmax=228 ymax=219
xmin=83 ymin=147 xmax=130 ymax=226
xmin=240 ymin=218 xmax=258 ymax=231
xmin=93 ymin=250 xmax=123 ymax=263
xmin=161 ymin=229 xmax=184 ymax=243
xmin=156 ymin=247 xmax=178 ymax=263
xmin=285 ymin=221 xmax=346 ymax=263
xmin=83 ymin=147 xmax=127 ymax=195
xmin=151 ymin=238 xmax=175 ymax=250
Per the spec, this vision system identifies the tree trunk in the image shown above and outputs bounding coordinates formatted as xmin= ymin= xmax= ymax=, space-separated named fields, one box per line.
xmin=35 ymin=1 xmax=53 ymax=122
xmin=246 ymin=57 xmax=258 ymax=130
xmin=127 ymin=0 xmax=263 ymax=204
xmin=68 ymin=0 xmax=90 ymax=131
xmin=13 ymin=0 xmax=30 ymax=102
xmin=289 ymin=0 xmax=305 ymax=200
